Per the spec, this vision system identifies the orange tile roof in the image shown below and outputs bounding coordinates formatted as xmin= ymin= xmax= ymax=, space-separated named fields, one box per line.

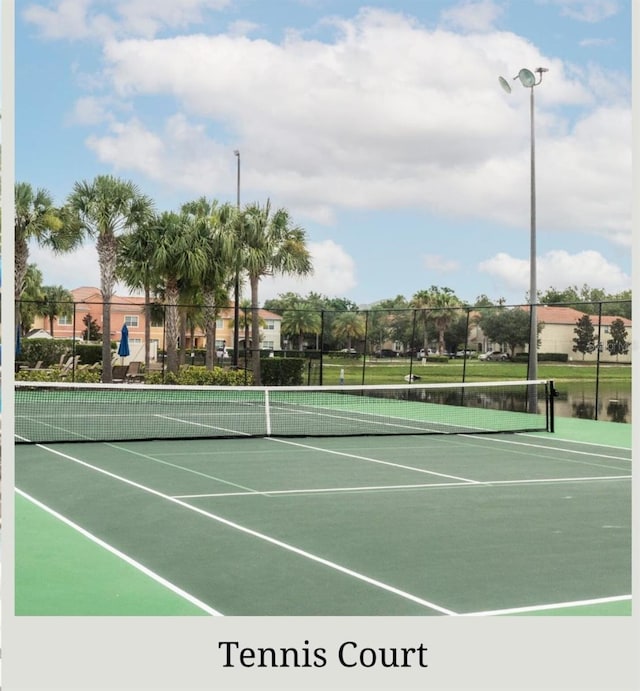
xmin=521 ymin=305 xmax=631 ymax=326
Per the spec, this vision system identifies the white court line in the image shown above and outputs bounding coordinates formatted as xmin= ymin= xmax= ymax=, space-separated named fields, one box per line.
xmin=157 ymin=414 xmax=253 ymax=437
xmin=266 ymin=437 xmax=482 ymax=484
xmin=463 ymin=594 xmax=632 ymax=617
xmin=175 ymin=473 xmax=631 ymax=499
xmin=26 ymin=444 xmax=458 ymax=616
xmin=16 ymin=488 xmax=223 ymax=616
xmin=106 ymin=442 xmax=265 ymax=496
xmin=463 ymin=434 xmax=631 ymax=462
xmin=519 ymin=432 xmax=631 ymax=451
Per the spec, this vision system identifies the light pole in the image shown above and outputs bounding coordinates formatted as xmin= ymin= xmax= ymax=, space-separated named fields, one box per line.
xmin=233 ymin=149 xmax=241 ymax=368
xmin=499 ymin=67 xmax=547 ymax=409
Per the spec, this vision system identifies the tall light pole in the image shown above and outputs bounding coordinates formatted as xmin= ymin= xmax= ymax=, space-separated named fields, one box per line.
xmin=499 ymin=67 xmax=547 ymax=409
xmin=233 ymin=149 xmax=241 ymax=368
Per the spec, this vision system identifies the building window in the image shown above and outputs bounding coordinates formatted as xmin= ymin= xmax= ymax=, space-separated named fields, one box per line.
xmin=124 ymin=315 xmax=139 ymax=327
xmin=216 ymin=318 xmax=224 ymax=329
xmin=262 ymin=340 xmax=274 ymax=350
xmin=265 ymin=320 xmax=276 ymax=330
xmin=58 ymin=315 xmax=72 ymax=325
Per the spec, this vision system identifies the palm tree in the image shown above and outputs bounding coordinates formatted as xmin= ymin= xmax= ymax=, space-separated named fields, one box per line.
xmin=19 ymin=264 xmax=45 ymax=336
xmin=181 ymin=198 xmax=236 ymax=369
xmin=225 ymin=200 xmax=312 ymax=384
xmin=411 ymin=286 xmax=461 ymax=354
xmin=148 ymin=211 xmax=210 ymax=374
xmin=282 ymin=303 xmax=322 ymax=351
xmin=40 ymin=285 xmax=74 ymax=337
xmin=332 ymin=311 xmax=366 ymax=350
xmin=68 ymin=175 xmax=154 ymax=381
xmin=229 ymin=300 xmax=267 ymax=357
xmin=14 ymin=182 xmax=83 ymax=336
xmin=118 ymin=217 xmax=164 ymax=370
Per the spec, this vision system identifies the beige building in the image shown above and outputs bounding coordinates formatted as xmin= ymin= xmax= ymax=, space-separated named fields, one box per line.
xmin=530 ymin=305 xmax=631 ymax=363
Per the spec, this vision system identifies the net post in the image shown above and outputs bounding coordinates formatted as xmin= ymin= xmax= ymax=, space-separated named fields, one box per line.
xmin=548 ymin=379 xmax=555 ymax=433
xmin=264 ymin=388 xmax=272 ymax=437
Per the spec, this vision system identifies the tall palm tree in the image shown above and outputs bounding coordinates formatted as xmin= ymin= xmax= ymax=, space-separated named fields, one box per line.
xmin=332 ymin=311 xmax=366 ymax=350
xmin=14 ymin=182 xmax=83 ymax=335
xmin=181 ymin=198 xmax=236 ymax=369
xmin=40 ymin=285 xmax=74 ymax=337
xmin=118 ymin=217 xmax=164 ymax=370
xmin=282 ymin=304 xmax=322 ymax=351
xmin=226 ymin=200 xmax=312 ymax=384
xmin=68 ymin=175 xmax=154 ymax=381
xmin=148 ymin=211 xmax=210 ymax=374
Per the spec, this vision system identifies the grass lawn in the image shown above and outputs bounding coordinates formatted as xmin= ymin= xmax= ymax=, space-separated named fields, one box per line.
xmin=319 ymin=356 xmax=631 ymax=386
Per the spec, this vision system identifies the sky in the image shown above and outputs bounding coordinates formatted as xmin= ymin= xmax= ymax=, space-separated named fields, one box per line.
xmin=15 ymin=0 xmax=632 ymax=308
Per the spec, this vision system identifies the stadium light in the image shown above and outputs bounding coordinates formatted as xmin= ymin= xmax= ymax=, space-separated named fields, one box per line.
xmin=499 ymin=67 xmax=547 ymax=408
xmin=233 ymin=149 xmax=241 ymax=368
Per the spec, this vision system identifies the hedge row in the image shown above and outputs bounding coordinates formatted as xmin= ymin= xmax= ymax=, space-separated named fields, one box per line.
xmin=18 ymin=339 xmax=108 ymax=366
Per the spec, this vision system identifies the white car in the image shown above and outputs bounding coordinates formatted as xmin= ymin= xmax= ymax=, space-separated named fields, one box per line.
xmin=479 ymin=351 xmax=509 ymax=361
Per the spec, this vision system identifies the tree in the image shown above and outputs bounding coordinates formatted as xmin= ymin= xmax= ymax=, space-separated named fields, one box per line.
xmin=411 ymin=286 xmax=461 ymax=354
xmin=281 ymin=304 xmax=322 ymax=350
xmin=225 ymin=200 xmax=312 ymax=384
xmin=68 ymin=175 xmax=154 ymax=381
xmin=607 ymin=318 xmax=629 ymax=360
xmin=82 ymin=313 xmax=102 ymax=341
xmin=118 ymin=216 xmax=164 ymax=370
xmin=182 ymin=198 xmax=236 ymax=368
xmin=332 ymin=311 xmax=366 ymax=350
xmin=19 ymin=264 xmax=45 ymax=335
xmin=572 ymin=314 xmax=596 ymax=360
xmin=147 ymin=211 xmax=210 ymax=374
xmin=40 ymin=285 xmax=74 ymax=337
xmin=15 ymin=182 xmax=83 ymax=335
xmin=480 ymin=308 xmax=543 ymax=357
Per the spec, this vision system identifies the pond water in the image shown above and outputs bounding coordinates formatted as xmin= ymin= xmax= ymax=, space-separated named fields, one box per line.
xmin=554 ymin=381 xmax=632 ymax=424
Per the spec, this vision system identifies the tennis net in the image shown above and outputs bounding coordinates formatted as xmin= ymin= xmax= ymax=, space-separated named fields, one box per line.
xmin=15 ymin=379 xmax=555 ymax=444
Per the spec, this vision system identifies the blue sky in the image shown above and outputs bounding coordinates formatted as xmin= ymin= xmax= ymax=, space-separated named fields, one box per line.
xmin=15 ymin=0 xmax=631 ymax=307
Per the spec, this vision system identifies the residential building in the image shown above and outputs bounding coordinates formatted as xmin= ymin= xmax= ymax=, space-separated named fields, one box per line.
xmin=28 ymin=287 xmax=283 ymax=360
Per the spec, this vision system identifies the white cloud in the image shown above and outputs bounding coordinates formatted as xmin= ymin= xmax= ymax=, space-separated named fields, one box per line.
xmin=67 ymin=96 xmax=113 ymax=125
xmin=23 ymin=0 xmax=232 ymax=40
xmin=23 ymin=0 xmax=99 ymax=40
xmin=73 ymin=10 xmax=628 ymax=248
xmin=478 ymin=249 xmax=630 ymax=296
xmin=538 ymin=0 xmax=620 ymax=23
xmin=259 ymin=240 xmax=357 ymax=303
xmin=28 ymin=238 xmax=357 ymax=307
xmin=423 ymin=255 xmax=460 ymax=273
xmin=440 ymin=0 xmax=505 ymax=33
xmin=227 ymin=20 xmax=261 ymax=37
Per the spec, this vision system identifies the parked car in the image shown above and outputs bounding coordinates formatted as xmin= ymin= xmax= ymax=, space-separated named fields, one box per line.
xmin=416 ymin=348 xmax=436 ymax=358
xmin=374 ymin=349 xmax=399 ymax=358
xmin=340 ymin=348 xmax=357 ymax=354
xmin=479 ymin=351 xmax=510 ymax=361
xmin=455 ymin=350 xmax=476 ymax=359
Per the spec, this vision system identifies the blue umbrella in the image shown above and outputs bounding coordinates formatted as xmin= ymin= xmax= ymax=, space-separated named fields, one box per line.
xmin=117 ymin=323 xmax=130 ymax=362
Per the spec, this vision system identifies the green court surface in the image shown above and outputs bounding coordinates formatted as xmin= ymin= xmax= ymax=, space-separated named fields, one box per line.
xmin=15 ymin=414 xmax=631 ymax=616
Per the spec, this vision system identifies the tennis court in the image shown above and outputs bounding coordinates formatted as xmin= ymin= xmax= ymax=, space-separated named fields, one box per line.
xmin=14 ymin=380 xmax=632 ymax=616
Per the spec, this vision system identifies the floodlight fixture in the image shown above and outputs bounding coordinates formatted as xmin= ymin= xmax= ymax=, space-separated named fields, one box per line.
xmin=498 ymin=76 xmax=512 ymax=94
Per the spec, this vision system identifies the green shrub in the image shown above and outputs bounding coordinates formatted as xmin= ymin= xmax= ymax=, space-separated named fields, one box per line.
xmin=144 ymin=366 xmax=254 ymax=386
xmin=261 ymin=358 xmax=306 ymax=386
xmin=74 ymin=344 xmax=103 ymax=365
xmin=539 ymin=353 xmax=569 ymax=362
xmin=18 ymin=338 xmax=75 ymax=367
